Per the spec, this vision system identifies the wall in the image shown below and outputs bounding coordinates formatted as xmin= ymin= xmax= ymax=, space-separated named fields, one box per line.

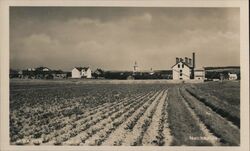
xmin=172 ymin=62 xmax=191 ymax=80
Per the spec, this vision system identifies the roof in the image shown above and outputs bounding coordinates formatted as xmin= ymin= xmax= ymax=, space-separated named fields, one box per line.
xmin=171 ymin=61 xmax=192 ymax=68
xmin=74 ymin=67 xmax=90 ymax=71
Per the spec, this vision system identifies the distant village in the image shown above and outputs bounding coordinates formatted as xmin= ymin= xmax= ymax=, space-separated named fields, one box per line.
xmin=10 ymin=53 xmax=240 ymax=81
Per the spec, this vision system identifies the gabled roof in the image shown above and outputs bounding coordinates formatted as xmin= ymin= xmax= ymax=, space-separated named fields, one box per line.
xmin=171 ymin=61 xmax=192 ymax=68
xmin=74 ymin=67 xmax=90 ymax=72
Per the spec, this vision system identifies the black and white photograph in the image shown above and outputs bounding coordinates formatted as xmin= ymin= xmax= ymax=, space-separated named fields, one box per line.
xmin=0 ymin=0 xmax=249 ymax=151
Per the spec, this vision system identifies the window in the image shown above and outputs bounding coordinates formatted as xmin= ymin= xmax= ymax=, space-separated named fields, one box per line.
xmin=180 ymin=70 xmax=182 ymax=73
xmin=180 ymin=73 xmax=182 ymax=76
xmin=178 ymin=64 xmax=180 ymax=68
xmin=180 ymin=78 xmax=183 ymax=80
xmin=182 ymin=64 xmax=184 ymax=68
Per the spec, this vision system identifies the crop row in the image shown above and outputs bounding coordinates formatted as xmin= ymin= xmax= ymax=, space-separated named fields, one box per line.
xmin=10 ymin=84 xmax=164 ymax=141
xmin=78 ymin=90 xmax=164 ymax=146
xmin=130 ymin=90 xmax=167 ymax=146
xmin=61 ymin=90 xmax=159 ymax=146
xmin=167 ymin=86 xmax=211 ymax=146
xmin=142 ymin=90 xmax=170 ymax=146
xmin=12 ymin=85 xmax=158 ymax=145
xmin=190 ymin=82 xmax=240 ymax=107
xmin=179 ymin=87 xmax=240 ymax=146
xmin=120 ymin=90 xmax=165 ymax=146
xmin=185 ymin=85 xmax=240 ymax=128
xmin=36 ymin=90 xmax=155 ymax=145
xmin=101 ymin=90 xmax=165 ymax=146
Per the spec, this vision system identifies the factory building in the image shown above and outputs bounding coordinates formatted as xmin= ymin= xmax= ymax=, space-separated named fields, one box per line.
xmin=172 ymin=52 xmax=205 ymax=80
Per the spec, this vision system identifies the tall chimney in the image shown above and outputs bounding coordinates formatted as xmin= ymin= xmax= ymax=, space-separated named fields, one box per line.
xmin=176 ymin=57 xmax=179 ymax=64
xmin=180 ymin=58 xmax=183 ymax=62
xmin=192 ymin=52 xmax=195 ymax=68
xmin=185 ymin=57 xmax=188 ymax=64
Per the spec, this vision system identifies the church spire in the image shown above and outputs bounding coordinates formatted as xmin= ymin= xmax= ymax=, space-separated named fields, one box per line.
xmin=133 ymin=61 xmax=138 ymax=72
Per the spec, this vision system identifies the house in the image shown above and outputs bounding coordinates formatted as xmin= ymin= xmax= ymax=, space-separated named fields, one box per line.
xmin=228 ymin=73 xmax=237 ymax=80
xmin=194 ymin=68 xmax=205 ymax=80
xmin=72 ymin=67 xmax=92 ymax=78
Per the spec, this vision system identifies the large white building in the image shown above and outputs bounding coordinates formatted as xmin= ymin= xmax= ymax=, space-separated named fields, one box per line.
xmin=71 ymin=67 xmax=92 ymax=79
xmin=172 ymin=60 xmax=192 ymax=80
xmin=172 ymin=52 xmax=205 ymax=81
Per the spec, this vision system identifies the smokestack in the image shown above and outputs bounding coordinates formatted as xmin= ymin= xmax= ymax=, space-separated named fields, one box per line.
xmin=192 ymin=52 xmax=195 ymax=68
xmin=180 ymin=58 xmax=183 ymax=62
xmin=185 ymin=57 xmax=188 ymax=64
xmin=176 ymin=57 xmax=179 ymax=64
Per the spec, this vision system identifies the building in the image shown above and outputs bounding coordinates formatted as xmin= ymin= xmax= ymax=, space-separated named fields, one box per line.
xmin=71 ymin=67 xmax=92 ymax=78
xmin=172 ymin=53 xmax=195 ymax=80
xmin=172 ymin=59 xmax=192 ymax=80
xmin=194 ymin=68 xmax=205 ymax=80
xmin=172 ymin=52 xmax=199 ymax=80
xmin=228 ymin=73 xmax=237 ymax=80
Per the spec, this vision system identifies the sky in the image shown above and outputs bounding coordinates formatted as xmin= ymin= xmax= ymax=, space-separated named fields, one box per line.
xmin=10 ymin=7 xmax=240 ymax=71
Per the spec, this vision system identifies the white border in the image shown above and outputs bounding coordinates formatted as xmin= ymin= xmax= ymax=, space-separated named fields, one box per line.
xmin=0 ymin=0 xmax=249 ymax=151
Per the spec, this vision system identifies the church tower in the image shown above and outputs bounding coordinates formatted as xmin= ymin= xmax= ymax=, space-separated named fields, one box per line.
xmin=133 ymin=61 xmax=138 ymax=72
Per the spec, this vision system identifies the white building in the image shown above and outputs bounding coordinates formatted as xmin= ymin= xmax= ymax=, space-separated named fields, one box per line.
xmin=72 ymin=67 xmax=92 ymax=79
xmin=228 ymin=73 xmax=237 ymax=80
xmin=172 ymin=61 xmax=192 ymax=80
xmin=194 ymin=68 xmax=205 ymax=80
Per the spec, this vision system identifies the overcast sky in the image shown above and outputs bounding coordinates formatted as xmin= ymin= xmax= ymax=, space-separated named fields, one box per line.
xmin=10 ymin=7 xmax=240 ymax=71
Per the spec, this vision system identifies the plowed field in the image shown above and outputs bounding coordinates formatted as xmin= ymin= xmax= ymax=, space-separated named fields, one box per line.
xmin=10 ymin=80 xmax=240 ymax=146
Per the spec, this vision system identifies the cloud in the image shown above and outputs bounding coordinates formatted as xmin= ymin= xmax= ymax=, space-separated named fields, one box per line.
xmin=10 ymin=7 xmax=240 ymax=71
